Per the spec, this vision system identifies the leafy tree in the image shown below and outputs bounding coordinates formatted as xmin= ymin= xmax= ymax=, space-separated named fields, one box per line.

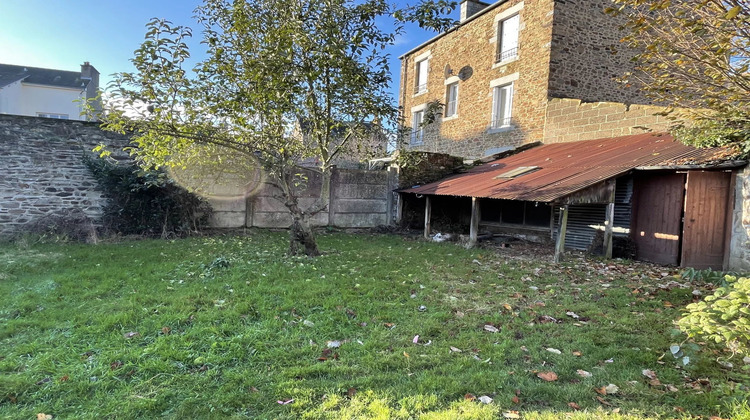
xmin=99 ymin=0 xmax=454 ymax=256
xmin=609 ymin=0 xmax=750 ymax=154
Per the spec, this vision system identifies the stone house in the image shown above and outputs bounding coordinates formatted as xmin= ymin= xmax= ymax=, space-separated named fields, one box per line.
xmin=398 ymin=0 xmax=674 ymax=158
xmin=0 ymin=62 xmax=101 ymax=121
xmin=396 ymin=0 xmax=750 ymax=270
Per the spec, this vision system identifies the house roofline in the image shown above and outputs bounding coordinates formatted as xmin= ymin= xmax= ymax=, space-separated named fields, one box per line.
xmin=398 ymin=0 xmax=510 ymax=60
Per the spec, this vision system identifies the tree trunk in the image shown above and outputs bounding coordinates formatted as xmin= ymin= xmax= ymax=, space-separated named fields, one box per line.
xmin=287 ymin=204 xmax=320 ymax=257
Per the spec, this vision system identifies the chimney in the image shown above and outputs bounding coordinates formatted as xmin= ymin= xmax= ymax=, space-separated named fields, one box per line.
xmin=460 ymin=0 xmax=490 ymax=22
xmin=80 ymin=61 xmax=102 ymax=120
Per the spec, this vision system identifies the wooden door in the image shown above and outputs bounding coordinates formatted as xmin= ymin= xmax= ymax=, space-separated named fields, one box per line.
xmin=632 ymin=173 xmax=685 ymax=265
xmin=681 ymin=171 xmax=732 ymax=270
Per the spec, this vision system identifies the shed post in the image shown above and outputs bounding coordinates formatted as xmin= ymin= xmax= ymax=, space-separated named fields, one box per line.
xmin=469 ymin=197 xmax=481 ymax=247
xmin=604 ymin=181 xmax=616 ymax=259
xmin=554 ymin=205 xmax=569 ymax=263
xmin=604 ymin=202 xmax=615 ymax=259
xmin=423 ymin=196 xmax=432 ymax=239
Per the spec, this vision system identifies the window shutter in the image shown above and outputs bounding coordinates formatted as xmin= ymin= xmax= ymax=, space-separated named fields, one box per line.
xmin=500 ymin=14 xmax=520 ymax=57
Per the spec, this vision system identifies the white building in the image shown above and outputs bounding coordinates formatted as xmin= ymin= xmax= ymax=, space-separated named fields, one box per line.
xmin=0 ymin=62 xmax=100 ymax=121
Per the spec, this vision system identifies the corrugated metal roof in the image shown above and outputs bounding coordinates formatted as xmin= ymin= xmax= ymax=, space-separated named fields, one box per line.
xmin=399 ymin=133 xmax=743 ymax=202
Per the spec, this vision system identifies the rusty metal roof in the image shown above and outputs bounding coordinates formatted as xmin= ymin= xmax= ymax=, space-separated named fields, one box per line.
xmin=400 ymin=133 xmax=744 ymax=202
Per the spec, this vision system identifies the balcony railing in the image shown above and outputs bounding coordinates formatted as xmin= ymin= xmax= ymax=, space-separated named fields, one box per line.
xmin=414 ymin=83 xmax=427 ymax=94
xmin=496 ymin=46 xmax=518 ymax=63
xmin=491 ymin=116 xmax=512 ymax=129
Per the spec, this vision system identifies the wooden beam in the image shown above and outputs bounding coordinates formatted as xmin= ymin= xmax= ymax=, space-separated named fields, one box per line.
xmin=604 ymin=180 xmax=616 ymax=259
xmin=423 ymin=196 xmax=432 ymax=239
xmin=604 ymin=202 xmax=615 ymax=259
xmin=469 ymin=197 xmax=481 ymax=247
xmin=554 ymin=205 xmax=569 ymax=263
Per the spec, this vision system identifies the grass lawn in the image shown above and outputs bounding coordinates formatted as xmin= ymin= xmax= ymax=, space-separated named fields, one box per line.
xmin=0 ymin=231 xmax=748 ymax=419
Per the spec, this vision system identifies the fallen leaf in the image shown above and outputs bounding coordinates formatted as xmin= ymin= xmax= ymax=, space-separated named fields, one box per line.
xmin=663 ymin=301 xmax=673 ymax=308
xmin=123 ymin=331 xmax=140 ymax=339
xmin=565 ymin=311 xmax=580 ymax=319
xmin=596 ymin=396 xmax=613 ymax=406
xmin=576 ymin=369 xmax=592 ymax=378
xmin=384 ymin=323 xmax=395 ymax=328
xmin=303 ymin=320 xmax=315 ymax=327
xmin=464 ymin=393 xmax=476 ymax=401
xmin=502 ymin=411 xmax=520 ymax=418
xmin=347 ymin=387 xmax=357 ymax=397
xmin=449 ymin=346 xmax=462 ymax=353
xmin=478 ymin=395 xmax=493 ymax=404
xmin=502 ymin=303 xmax=513 ymax=311
xmin=345 ymin=308 xmax=356 ymax=318
xmin=568 ymin=402 xmax=581 ymax=410
xmin=110 ymin=361 xmax=123 ymax=370
xmin=642 ymin=369 xmax=658 ymax=380
xmin=317 ymin=357 xmax=328 ymax=362
xmin=674 ymin=406 xmax=685 ymax=413
xmin=161 ymin=326 xmax=171 ymax=335
xmin=595 ymin=386 xmax=607 ymax=395
xmin=37 ymin=414 xmax=53 ymax=420
xmin=546 ymin=348 xmax=562 ymax=355
xmin=537 ymin=371 xmax=558 ymax=382
xmin=483 ymin=324 xmax=500 ymax=333
xmin=59 ymin=375 xmax=69 ymax=382
xmin=666 ymin=384 xmax=678 ymax=392
xmin=572 ymin=351 xmax=583 ymax=357
xmin=250 ymin=386 xmax=259 ymax=392
xmin=403 ymin=351 xmax=410 ymax=358
xmin=277 ymin=399 xmax=294 ymax=405
xmin=605 ymin=384 xmax=619 ymax=394
xmin=511 ymin=396 xmax=520 ymax=404
xmin=649 ymin=378 xmax=662 ymax=387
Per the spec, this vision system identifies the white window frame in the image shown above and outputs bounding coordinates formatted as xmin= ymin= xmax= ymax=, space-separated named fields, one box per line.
xmin=489 ymin=73 xmax=519 ymax=131
xmin=497 ymin=14 xmax=520 ymax=63
xmin=410 ymin=109 xmax=425 ymax=145
xmin=491 ymin=83 xmax=514 ymax=129
xmin=37 ymin=112 xmax=69 ymax=119
xmin=490 ymin=2 xmax=524 ymax=67
xmin=413 ymin=50 xmax=431 ymax=96
xmin=445 ymin=82 xmax=459 ymax=118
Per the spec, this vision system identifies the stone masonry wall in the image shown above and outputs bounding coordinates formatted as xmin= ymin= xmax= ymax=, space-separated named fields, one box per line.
xmin=728 ymin=166 xmax=750 ymax=271
xmin=210 ymin=167 xmax=397 ymax=229
xmin=399 ymin=0 xmax=555 ymax=159
xmin=543 ymin=98 xmax=675 ymax=143
xmin=548 ymin=0 xmax=649 ymax=105
xmin=0 ymin=114 xmax=130 ymax=236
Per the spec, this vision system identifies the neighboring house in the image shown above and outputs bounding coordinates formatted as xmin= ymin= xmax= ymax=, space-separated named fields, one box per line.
xmin=0 ymin=62 xmax=100 ymax=121
xmin=399 ymin=0 xmax=674 ymax=159
xmin=396 ymin=0 xmax=750 ymax=270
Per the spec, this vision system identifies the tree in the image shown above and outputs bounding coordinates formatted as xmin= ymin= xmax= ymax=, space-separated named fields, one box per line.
xmin=99 ymin=0 xmax=455 ymax=256
xmin=609 ymin=0 xmax=750 ymax=154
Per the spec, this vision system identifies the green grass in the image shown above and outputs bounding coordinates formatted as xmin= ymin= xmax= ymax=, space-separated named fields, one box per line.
xmin=0 ymin=231 xmax=747 ymax=419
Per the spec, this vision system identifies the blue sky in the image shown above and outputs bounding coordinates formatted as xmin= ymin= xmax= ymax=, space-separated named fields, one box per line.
xmin=0 ymin=1 xmax=453 ymax=102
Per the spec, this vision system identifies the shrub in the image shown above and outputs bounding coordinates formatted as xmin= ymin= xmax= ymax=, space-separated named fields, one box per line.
xmin=22 ymin=208 xmax=98 ymax=244
xmin=85 ymin=156 xmax=212 ymax=237
xmin=678 ymin=275 xmax=750 ymax=356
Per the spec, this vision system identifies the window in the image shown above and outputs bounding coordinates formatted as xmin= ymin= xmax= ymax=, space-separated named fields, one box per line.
xmin=410 ymin=110 xmax=424 ymax=145
xmin=415 ymin=59 xmax=428 ymax=94
xmin=496 ymin=14 xmax=520 ymax=62
xmin=491 ymin=83 xmax=514 ymax=129
xmin=37 ymin=113 xmax=69 ymax=119
xmin=445 ymin=82 xmax=458 ymax=117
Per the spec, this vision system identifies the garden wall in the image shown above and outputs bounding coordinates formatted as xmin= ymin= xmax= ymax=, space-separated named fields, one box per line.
xmin=210 ymin=167 xmax=398 ymax=229
xmin=0 ymin=114 xmax=129 ymax=236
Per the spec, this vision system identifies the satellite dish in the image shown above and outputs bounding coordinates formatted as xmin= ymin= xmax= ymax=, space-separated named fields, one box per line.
xmin=444 ymin=64 xmax=453 ymax=78
xmin=458 ymin=66 xmax=473 ymax=81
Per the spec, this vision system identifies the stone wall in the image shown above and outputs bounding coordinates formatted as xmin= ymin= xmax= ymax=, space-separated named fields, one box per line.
xmin=0 ymin=114 xmax=129 ymax=236
xmin=399 ymin=0 xmax=555 ymax=159
xmin=543 ymin=98 xmax=675 ymax=143
xmin=728 ymin=166 xmax=750 ymax=271
xmin=548 ymin=0 xmax=649 ymax=105
xmin=210 ymin=167 xmax=398 ymax=229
